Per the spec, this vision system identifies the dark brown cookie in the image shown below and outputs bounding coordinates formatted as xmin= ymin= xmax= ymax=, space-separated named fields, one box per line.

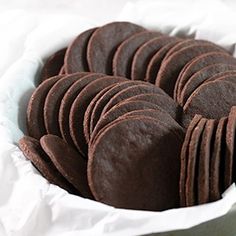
xmin=90 ymin=80 xmax=145 ymax=135
xmin=58 ymin=73 xmax=103 ymax=147
xmin=40 ymin=48 xmax=67 ymax=84
xmin=40 ymin=134 xmax=93 ymax=199
xmin=204 ymin=70 xmax=236 ymax=84
xmin=183 ymin=80 xmax=236 ymax=127
xmin=224 ymin=106 xmax=236 ymax=189
xmin=145 ymin=41 xmax=182 ymax=84
xmin=131 ymin=36 xmax=180 ymax=81
xmin=156 ymin=44 xmax=225 ymax=97
xmin=44 ymin=72 xmax=90 ymax=137
xmin=185 ymin=118 xmax=207 ymax=206
xmin=70 ymin=76 xmax=127 ymax=156
xmin=102 ymin=84 xmax=167 ymax=115
xmin=19 ymin=136 xmax=78 ymax=194
xmin=27 ymin=75 xmax=64 ymax=139
xmin=88 ymin=116 xmax=183 ymax=211
xmin=175 ymin=52 xmax=236 ymax=102
xmin=179 ymin=114 xmax=202 ymax=207
xmin=125 ymin=93 xmax=182 ymax=121
xmin=87 ymin=22 xmax=145 ymax=74
xmin=210 ymin=117 xmax=227 ymax=201
xmin=198 ymin=119 xmax=216 ymax=204
xmin=64 ymin=28 xmax=97 ymax=73
xmin=180 ymin=63 xmax=236 ymax=106
xmin=83 ymin=84 xmax=115 ymax=144
xmin=112 ymin=31 xmax=162 ymax=78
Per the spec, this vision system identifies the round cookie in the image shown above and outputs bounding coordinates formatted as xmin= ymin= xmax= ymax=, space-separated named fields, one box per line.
xmin=102 ymin=84 xmax=167 ymax=115
xmin=183 ymin=80 xmax=236 ymax=127
xmin=210 ymin=117 xmax=227 ymax=201
xmin=179 ymin=114 xmax=202 ymax=207
xmin=44 ymin=72 xmax=91 ymax=137
xmin=131 ymin=36 xmax=180 ymax=81
xmin=40 ymin=134 xmax=93 ymax=199
xmin=40 ymin=48 xmax=67 ymax=83
xmin=83 ymin=84 xmax=115 ymax=143
xmin=58 ymin=73 xmax=103 ymax=147
xmin=180 ymin=63 xmax=236 ymax=106
xmin=224 ymin=106 xmax=236 ymax=189
xmin=156 ymin=44 xmax=225 ymax=97
xmin=198 ymin=119 xmax=216 ymax=204
xmin=145 ymin=41 xmax=182 ymax=84
xmin=19 ymin=136 xmax=78 ymax=194
xmin=90 ymin=100 xmax=177 ymax=145
xmin=112 ymin=31 xmax=162 ymax=78
xmin=176 ymin=52 xmax=236 ymax=102
xmin=64 ymin=28 xmax=97 ymax=73
xmin=27 ymin=75 xmax=64 ymax=139
xmin=125 ymin=93 xmax=182 ymax=121
xmin=88 ymin=116 xmax=183 ymax=211
xmin=203 ymin=70 xmax=236 ymax=84
xmin=87 ymin=22 xmax=145 ymax=74
xmin=185 ymin=118 xmax=207 ymax=206
xmin=90 ymin=80 xmax=145 ymax=134
xmin=70 ymin=76 xmax=127 ymax=156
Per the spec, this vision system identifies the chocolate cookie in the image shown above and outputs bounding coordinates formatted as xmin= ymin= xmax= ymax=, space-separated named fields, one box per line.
xmin=179 ymin=114 xmax=202 ymax=207
xmin=87 ymin=22 xmax=145 ymax=74
xmin=90 ymin=80 xmax=145 ymax=134
xmin=131 ymin=36 xmax=180 ymax=81
xmin=156 ymin=44 xmax=225 ymax=97
xmin=210 ymin=117 xmax=227 ymax=201
xmin=70 ymin=76 xmax=127 ymax=156
xmin=27 ymin=75 xmax=63 ymax=139
xmin=176 ymin=52 xmax=235 ymax=102
xmin=19 ymin=136 xmax=78 ymax=194
xmin=185 ymin=118 xmax=206 ymax=206
xmin=40 ymin=134 xmax=93 ymax=199
xmin=180 ymin=63 xmax=236 ymax=106
xmin=59 ymin=73 xmax=103 ymax=147
xmin=183 ymin=80 xmax=236 ymax=127
xmin=88 ymin=116 xmax=183 ymax=211
xmin=112 ymin=31 xmax=162 ymax=78
xmin=40 ymin=48 xmax=67 ymax=84
xmin=102 ymin=84 xmax=167 ymax=115
xmin=44 ymin=72 xmax=89 ymax=137
xmin=198 ymin=119 xmax=216 ymax=204
xmin=64 ymin=28 xmax=97 ymax=73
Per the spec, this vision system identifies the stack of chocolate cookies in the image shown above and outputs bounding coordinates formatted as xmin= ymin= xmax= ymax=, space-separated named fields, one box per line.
xmin=19 ymin=21 xmax=236 ymax=211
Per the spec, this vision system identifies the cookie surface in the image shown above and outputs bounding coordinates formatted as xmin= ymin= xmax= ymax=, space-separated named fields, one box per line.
xmin=113 ymin=31 xmax=162 ymax=78
xmin=87 ymin=22 xmax=145 ymax=74
xmin=27 ymin=75 xmax=63 ymax=139
xmin=64 ymin=28 xmax=97 ymax=73
xmin=40 ymin=135 xmax=93 ymax=199
xmin=19 ymin=136 xmax=77 ymax=194
xmin=40 ymin=48 xmax=67 ymax=83
xmin=88 ymin=116 xmax=183 ymax=211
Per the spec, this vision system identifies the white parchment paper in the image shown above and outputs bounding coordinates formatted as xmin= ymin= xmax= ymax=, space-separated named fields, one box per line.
xmin=1 ymin=0 xmax=236 ymax=235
